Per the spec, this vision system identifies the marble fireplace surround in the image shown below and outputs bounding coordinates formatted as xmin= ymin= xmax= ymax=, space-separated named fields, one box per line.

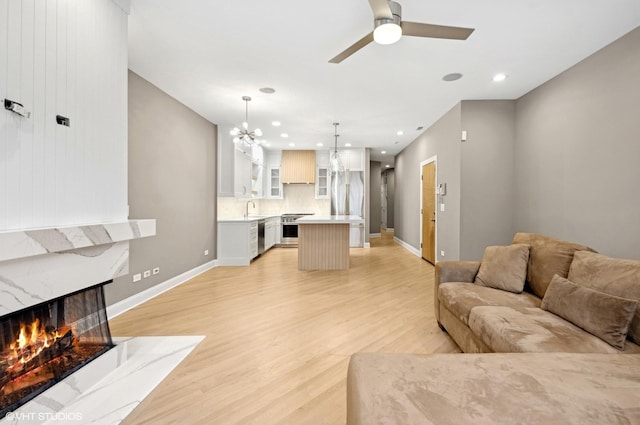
xmin=0 ymin=219 xmax=156 ymax=316
xmin=0 ymin=219 xmax=206 ymax=424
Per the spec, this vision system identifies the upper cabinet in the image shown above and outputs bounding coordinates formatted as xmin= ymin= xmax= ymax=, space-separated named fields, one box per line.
xmin=265 ymin=150 xmax=283 ymax=199
xmin=281 ymin=150 xmax=316 ymax=184
xmin=218 ymin=139 xmax=264 ymax=198
xmin=0 ymin=0 xmax=129 ymax=230
xmin=338 ymin=149 xmax=365 ymax=171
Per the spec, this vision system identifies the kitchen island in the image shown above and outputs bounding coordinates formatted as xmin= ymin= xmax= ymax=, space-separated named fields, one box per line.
xmin=296 ymin=215 xmax=364 ymax=270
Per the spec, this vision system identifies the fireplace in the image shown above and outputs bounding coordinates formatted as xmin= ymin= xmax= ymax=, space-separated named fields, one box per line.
xmin=0 ymin=282 xmax=114 ymax=416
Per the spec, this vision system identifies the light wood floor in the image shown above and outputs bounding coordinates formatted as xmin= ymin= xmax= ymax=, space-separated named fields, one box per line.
xmin=110 ymin=230 xmax=459 ymax=425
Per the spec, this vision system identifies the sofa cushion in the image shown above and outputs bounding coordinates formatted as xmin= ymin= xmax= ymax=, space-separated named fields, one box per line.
xmin=541 ymin=275 xmax=637 ymax=350
xmin=568 ymin=250 xmax=640 ymax=345
xmin=468 ymin=306 xmax=640 ymax=354
xmin=474 ymin=244 xmax=530 ymax=293
xmin=347 ymin=352 xmax=640 ymax=425
xmin=438 ymin=282 xmax=541 ymax=325
xmin=512 ymin=232 xmax=596 ymax=298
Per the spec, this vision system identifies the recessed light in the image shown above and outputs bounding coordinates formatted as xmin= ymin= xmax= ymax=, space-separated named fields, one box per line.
xmin=260 ymin=87 xmax=276 ymax=94
xmin=345 ymin=143 xmax=352 ymax=147
xmin=281 ymin=133 xmax=288 ymax=138
xmin=272 ymin=121 xmax=281 ymax=127
xmin=493 ymin=73 xmax=507 ymax=82
xmin=385 ymin=165 xmax=390 ymax=168
xmin=288 ymin=142 xmax=295 ymax=147
xmin=442 ymin=73 xmax=463 ymax=82
xmin=397 ymin=131 xmax=403 ymax=136
xmin=381 ymin=150 xmax=387 ymax=154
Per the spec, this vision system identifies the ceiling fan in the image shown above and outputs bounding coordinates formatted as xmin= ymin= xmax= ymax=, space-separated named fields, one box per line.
xmin=329 ymin=0 xmax=475 ymax=64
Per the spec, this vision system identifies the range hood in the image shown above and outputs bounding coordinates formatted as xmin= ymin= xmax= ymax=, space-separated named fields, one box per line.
xmin=281 ymin=150 xmax=316 ymax=184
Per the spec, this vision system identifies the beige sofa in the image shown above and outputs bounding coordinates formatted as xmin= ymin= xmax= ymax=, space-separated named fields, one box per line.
xmin=347 ymin=233 xmax=640 ymax=424
xmin=435 ymin=232 xmax=640 ymax=354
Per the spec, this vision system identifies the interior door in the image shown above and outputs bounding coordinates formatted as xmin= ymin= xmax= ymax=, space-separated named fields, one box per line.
xmin=421 ymin=162 xmax=436 ymax=264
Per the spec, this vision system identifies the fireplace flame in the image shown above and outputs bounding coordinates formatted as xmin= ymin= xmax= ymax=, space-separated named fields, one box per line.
xmin=7 ymin=319 xmax=64 ymax=370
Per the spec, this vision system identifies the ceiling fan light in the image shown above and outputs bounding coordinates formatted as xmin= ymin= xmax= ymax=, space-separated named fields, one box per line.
xmin=374 ymin=20 xmax=402 ymax=45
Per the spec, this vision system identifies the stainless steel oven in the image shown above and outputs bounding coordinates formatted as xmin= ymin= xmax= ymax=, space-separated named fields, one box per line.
xmin=280 ymin=213 xmax=313 ymax=247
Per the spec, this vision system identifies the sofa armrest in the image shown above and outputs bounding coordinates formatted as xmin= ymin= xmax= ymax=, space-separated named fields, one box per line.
xmin=434 ymin=261 xmax=481 ymax=325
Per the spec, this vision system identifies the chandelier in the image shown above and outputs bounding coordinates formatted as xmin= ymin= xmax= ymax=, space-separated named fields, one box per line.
xmin=230 ymin=96 xmax=262 ymax=145
xmin=330 ymin=122 xmax=344 ymax=173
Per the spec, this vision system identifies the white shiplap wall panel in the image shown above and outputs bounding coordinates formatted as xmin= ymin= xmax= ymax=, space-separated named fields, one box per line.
xmin=31 ymin=1 xmax=47 ymax=227
xmin=18 ymin=0 xmax=36 ymax=229
xmin=5 ymin=0 xmax=22 ymax=229
xmin=0 ymin=0 xmax=8 ymax=229
xmin=0 ymin=0 xmax=128 ymax=231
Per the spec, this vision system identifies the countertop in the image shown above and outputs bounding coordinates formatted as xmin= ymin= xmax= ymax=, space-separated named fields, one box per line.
xmin=218 ymin=214 xmax=281 ymax=223
xmin=296 ymin=215 xmax=364 ymax=224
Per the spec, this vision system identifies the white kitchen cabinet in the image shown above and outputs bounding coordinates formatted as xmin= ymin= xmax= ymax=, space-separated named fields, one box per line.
xmin=338 ymin=149 xmax=365 ymax=171
xmin=316 ymin=166 xmax=330 ymax=199
xmin=316 ymin=150 xmax=330 ymax=166
xmin=217 ymin=220 xmax=258 ymax=265
xmin=264 ymin=216 xmax=281 ymax=250
xmin=234 ymin=149 xmax=253 ymax=198
xmin=219 ymin=140 xmax=264 ymax=198
xmin=264 ymin=150 xmax=283 ymax=199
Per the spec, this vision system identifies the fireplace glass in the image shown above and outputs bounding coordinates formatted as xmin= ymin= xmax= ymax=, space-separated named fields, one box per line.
xmin=0 ymin=282 xmax=114 ymax=416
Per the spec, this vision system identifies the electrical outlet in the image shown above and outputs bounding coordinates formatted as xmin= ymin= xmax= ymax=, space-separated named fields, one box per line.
xmin=143 ymin=270 xmax=151 ymax=278
xmin=153 ymin=267 xmax=160 ymax=275
xmin=133 ymin=273 xmax=141 ymax=283
xmin=204 ymin=250 xmax=209 ymax=256
xmin=440 ymin=250 xmax=445 ymax=257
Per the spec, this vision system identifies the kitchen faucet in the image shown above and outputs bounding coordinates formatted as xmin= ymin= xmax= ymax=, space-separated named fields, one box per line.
xmin=245 ymin=200 xmax=255 ymax=218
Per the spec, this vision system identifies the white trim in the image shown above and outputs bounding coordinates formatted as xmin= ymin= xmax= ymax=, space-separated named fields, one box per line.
xmin=364 ymin=242 xmax=371 ymax=248
xmin=369 ymin=233 xmax=381 ymax=238
xmin=384 ymin=227 xmax=394 ymax=232
xmin=107 ymin=260 xmax=218 ymax=319
xmin=419 ymin=156 xmax=438 ymax=263
xmin=393 ymin=236 xmax=421 ymax=257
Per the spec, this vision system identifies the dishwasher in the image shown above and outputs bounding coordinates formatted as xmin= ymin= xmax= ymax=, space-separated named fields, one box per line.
xmin=257 ymin=219 xmax=266 ymax=255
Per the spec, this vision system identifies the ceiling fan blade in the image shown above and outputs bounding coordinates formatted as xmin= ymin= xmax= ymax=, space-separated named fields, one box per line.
xmin=329 ymin=32 xmax=375 ymax=64
xmin=401 ymin=21 xmax=474 ymax=40
xmin=368 ymin=0 xmax=393 ymax=19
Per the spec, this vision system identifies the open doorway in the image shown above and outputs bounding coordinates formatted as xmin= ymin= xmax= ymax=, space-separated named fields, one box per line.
xmin=420 ymin=158 xmax=436 ymax=264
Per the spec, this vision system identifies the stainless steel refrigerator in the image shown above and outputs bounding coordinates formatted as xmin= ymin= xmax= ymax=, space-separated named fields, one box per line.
xmin=331 ymin=170 xmax=364 ymax=246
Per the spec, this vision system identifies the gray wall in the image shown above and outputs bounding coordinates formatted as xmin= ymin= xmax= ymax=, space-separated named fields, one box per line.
xmin=384 ymin=169 xmax=395 ymax=229
xmin=369 ymin=161 xmax=382 ymax=234
xmin=394 ymin=27 xmax=640 ymax=261
xmin=460 ymin=100 xmax=516 ymax=260
xmin=395 ymin=103 xmax=462 ymax=259
xmin=514 ymin=27 xmax=640 ymax=258
xmin=106 ymin=71 xmax=217 ymax=306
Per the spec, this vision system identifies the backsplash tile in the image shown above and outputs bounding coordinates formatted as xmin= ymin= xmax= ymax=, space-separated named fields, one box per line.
xmin=217 ymin=185 xmax=330 ymax=219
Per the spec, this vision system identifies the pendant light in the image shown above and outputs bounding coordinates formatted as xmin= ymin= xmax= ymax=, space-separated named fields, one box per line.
xmin=230 ymin=96 xmax=262 ymax=145
xmin=330 ymin=122 xmax=344 ymax=173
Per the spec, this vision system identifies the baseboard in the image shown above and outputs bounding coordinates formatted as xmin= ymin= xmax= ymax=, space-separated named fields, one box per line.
xmin=369 ymin=233 xmax=381 ymax=238
xmin=364 ymin=242 xmax=371 ymax=248
xmin=393 ymin=236 xmax=421 ymax=258
xmin=385 ymin=227 xmax=394 ymax=232
xmin=107 ymin=259 xmax=219 ymax=319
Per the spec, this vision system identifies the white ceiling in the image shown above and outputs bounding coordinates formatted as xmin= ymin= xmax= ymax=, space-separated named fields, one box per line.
xmin=127 ymin=0 xmax=640 ymax=167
